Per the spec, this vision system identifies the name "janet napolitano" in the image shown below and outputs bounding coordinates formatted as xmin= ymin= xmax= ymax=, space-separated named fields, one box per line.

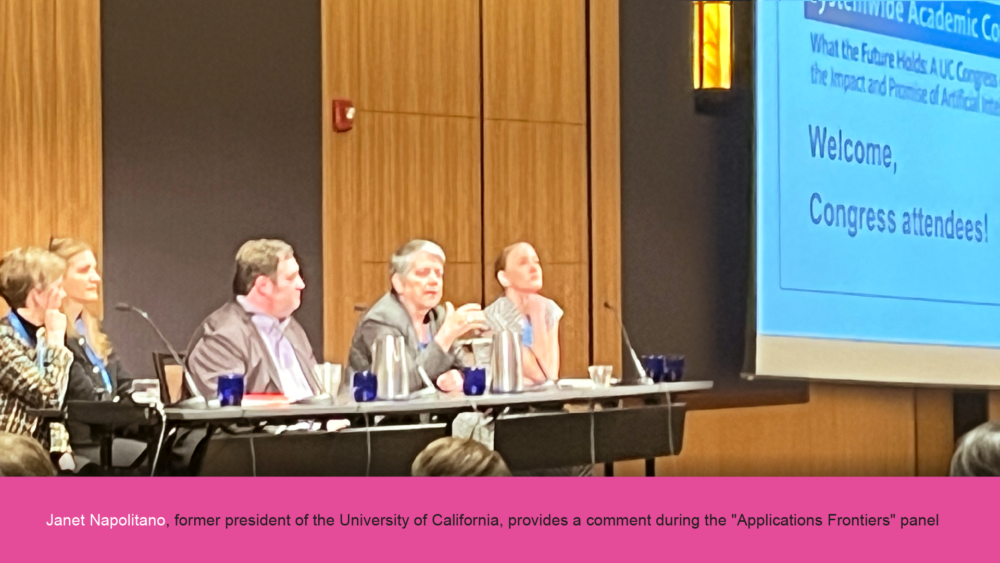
xmin=46 ymin=514 xmax=167 ymax=528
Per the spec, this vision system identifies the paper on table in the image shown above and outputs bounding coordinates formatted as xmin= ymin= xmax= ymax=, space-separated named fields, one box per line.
xmin=242 ymin=393 xmax=289 ymax=407
xmin=557 ymin=379 xmax=595 ymax=390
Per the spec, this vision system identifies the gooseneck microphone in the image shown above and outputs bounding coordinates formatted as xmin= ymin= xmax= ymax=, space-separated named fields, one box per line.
xmin=115 ymin=302 xmax=207 ymax=409
xmin=604 ymin=301 xmax=675 ymax=459
xmin=603 ymin=301 xmax=651 ymax=385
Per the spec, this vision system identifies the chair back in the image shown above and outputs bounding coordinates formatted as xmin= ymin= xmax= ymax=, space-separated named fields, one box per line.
xmin=152 ymin=352 xmax=186 ymax=404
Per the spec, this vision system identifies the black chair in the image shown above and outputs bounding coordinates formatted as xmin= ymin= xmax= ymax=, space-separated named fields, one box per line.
xmin=152 ymin=352 xmax=187 ymax=404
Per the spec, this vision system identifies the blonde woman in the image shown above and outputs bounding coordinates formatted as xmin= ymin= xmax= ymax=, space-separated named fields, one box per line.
xmin=49 ymin=238 xmax=132 ymax=457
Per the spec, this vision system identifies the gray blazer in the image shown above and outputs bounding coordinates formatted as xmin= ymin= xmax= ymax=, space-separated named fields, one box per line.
xmin=348 ymin=292 xmax=464 ymax=390
xmin=185 ymin=299 xmax=321 ymax=397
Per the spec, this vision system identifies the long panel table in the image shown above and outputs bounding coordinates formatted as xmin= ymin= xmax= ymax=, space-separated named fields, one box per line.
xmin=165 ymin=380 xmax=712 ymax=420
xmin=179 ymin=381 xmax=712 ymax=476
xmin=64 ymin=381 xmax=711 ymax=475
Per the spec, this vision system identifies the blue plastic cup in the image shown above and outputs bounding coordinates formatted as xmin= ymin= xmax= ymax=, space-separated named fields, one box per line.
xmin=640 ymin=355 xmax=666 ymax=382
xmin=664 ymin=355 xmax=685 ymax=382
xmin=353 ymin=370 xmax=377 ymax=402
xmin=217 ymin=374 xmax=245 ymax=407
xmin=462 ymin=367 xmax=487 ymax=396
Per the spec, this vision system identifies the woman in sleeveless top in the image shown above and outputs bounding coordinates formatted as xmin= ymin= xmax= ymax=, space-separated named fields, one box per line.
xmin=484 ymin=242 xmax=562 ymax=386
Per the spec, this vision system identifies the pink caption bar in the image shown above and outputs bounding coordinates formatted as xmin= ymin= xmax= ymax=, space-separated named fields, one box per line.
xmin=0 ymin=477 xmax=989 ymax=561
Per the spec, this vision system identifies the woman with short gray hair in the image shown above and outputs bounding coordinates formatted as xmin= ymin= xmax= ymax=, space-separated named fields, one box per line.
xmin=348 ymin=240 xmax=488 ymax=392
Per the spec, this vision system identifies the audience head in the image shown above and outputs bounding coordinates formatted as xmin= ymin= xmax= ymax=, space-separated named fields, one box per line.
xmin=411 ymin=437 xmax=511 ymax=477
xmin=232 ymin=239 xmax=304 ymax=319
xmin=0 ymin=433 xmax=57 ymax=477
xmin=49 ymin=238 xmax=101 ymax=305
xmin=495 ymin=242 xmax=543 ymax=294
xmin=950 ymin=421 xmax=1000 ymax=477
xmin=390 ymin=240 xmax=446 ymax=313
xmin=0 ymin=247 xmax=67 ymax=312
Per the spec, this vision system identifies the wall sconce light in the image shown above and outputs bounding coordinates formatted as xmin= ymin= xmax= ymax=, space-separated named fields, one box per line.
xmin=692 ymin=1 xmax=733 ymax=90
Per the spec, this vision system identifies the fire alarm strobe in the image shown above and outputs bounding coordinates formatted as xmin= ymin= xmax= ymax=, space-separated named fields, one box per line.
xmin=333 ymin=99 xmax=354 ymax=132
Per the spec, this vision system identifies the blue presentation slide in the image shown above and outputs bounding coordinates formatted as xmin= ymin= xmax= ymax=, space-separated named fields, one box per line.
xmin=757 ymin=1 xmax=1000 ymax=347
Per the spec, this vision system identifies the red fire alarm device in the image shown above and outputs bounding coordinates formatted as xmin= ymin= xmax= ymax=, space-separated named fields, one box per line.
xmin=333 ymin=99 xmax=354 ymax=132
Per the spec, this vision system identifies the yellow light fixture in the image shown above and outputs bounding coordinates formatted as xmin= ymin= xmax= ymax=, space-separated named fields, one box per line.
xmin=693 ymin=1 xmax=733 ymax=89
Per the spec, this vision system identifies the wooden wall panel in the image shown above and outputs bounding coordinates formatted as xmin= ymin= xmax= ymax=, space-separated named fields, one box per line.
xmin=360 ymin=0 xmax=479 ymax=116
xmin=589 ymin=0 xmax=622 ymax=372
xmin=914 ymin=388 xmax=954 ymax=476
xmin=483 ymin=119 xmax=589 ymax=376
xmin=0 ymin=0 xmax=102 ymax=312
xmin=359 ymin=264 xmax=391 ymax=314
xmin=483 ymin=120 xmax=587 ymax=263
xmin=643 ymin=384 xmax=918 ymax=476
xmin=990 ymin=391 xmax=1000 ymax=421
xmin=540 ymin=263 xmax=588 ymax=378
xmin=482 ymin=0 xmax=589 ymax=378
xmin=324 ymin=0 xmax=359 ymax=99
xmin=323 ymin=0 xmax=481 ymax=363
xmin=323 ymin=0 xmax=362 ymax=362
xmin=439 ymin=262 xmax=483 ymax=309
xmin=483 ymin=0 xmax=586 ymax=123
xmin=359 ymin=113 xmax=481 ymax=263
xmin=53 ymin=0 xmax=103 ymax=250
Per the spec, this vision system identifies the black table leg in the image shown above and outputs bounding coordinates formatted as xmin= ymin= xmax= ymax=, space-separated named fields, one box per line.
xmin=645 ymin=458 xmax=655 ymax=477
xmin=604 ymin=462 xmax=614 ymax=477
xmin=147 ymin=425 xmax=164 ymax=476
xmin=100 ymin=433 xmax=114 ymax=474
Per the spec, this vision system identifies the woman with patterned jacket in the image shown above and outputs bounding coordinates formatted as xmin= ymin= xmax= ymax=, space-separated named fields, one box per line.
xmin=0 ymin=247 xmax=73 ymax=455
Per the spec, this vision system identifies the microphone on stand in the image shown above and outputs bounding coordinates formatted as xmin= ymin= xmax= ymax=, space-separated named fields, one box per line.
xmin=603 ymin=301 xmax=651 ymax=385
xmin=604 ymin=301 xmax=676 ymax=460
xmin=114 ymin=302 xmax=207 ymax=409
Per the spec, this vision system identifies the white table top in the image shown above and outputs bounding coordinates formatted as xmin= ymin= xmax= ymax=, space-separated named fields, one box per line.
xmin=164 ymin=380 xmax=712 ymax=421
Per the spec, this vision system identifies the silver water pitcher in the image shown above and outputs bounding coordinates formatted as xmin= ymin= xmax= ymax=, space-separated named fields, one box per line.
xmin=372 ymin=335 xmax=410 ymax=400
xmin=489 ymin=330 xmax=523 ymax=394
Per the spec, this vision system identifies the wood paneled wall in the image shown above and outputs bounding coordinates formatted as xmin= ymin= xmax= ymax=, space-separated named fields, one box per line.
xmin=0 ymin=0 xmax=103 ymax=250
xmin=483 ymin=0 xmax=589 ymax=378
xmin=989 ymin=391 xmax=1000 ymax=421
xmin=602 ymin=384 xmax=954 ymax=477
xmin=915 ymin=388 xmax=954 ymax=476
xmin=322 ymin=0 xmax=618 ymax=377
xmin=0 ymin=0 xmax=103 ymax=309
xmin=589 ymin=0 xmax=623 ymax=372
xmin=664 ymin=384 xmax=920 ymax=476
xmin=324 ymin=0 xmax=484 ymax=362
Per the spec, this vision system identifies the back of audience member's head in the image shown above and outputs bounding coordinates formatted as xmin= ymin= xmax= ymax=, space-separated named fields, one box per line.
xmin=0 ymin=433 xmax=57 ymax=477
xmin=950 ymin=421 xmax=1000 ymax=476
xmin=412 ymin=437 xmax=511 ymax=477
